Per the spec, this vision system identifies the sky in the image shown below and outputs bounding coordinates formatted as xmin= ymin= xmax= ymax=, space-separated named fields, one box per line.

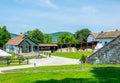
xmin=0 ymin=0 xmax=120 ymax=34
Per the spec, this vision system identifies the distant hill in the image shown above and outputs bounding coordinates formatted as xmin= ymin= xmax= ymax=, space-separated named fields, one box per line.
xmin=10 ymin=33 xmax=18 ymax=38
xmin=49 ymin=32 xmax=73 ymax=43
xmin=10 ymin=32 xmax=73 ymax=43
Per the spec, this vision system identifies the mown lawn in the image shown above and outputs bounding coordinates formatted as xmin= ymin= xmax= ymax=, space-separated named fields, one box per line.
xmin=52 ymin=51 xmax=93 ymax=59
xmin=1 ymin=70 xmax=120 ymax=83
xmin=1 ymin=64 xmax=120 ymax=83
xmin=4 ymin=64 xmax=120 ymax=72
xmin=0 ymin=63 xmax=27 ymax=67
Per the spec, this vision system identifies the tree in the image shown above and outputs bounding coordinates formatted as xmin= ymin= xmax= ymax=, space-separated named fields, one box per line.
xmin=44 ymin=34 xmax=52 ymax=43
xmin=27 ymin=29 xmax=44 ymax=44
xmin=24 ymin=30 xmax=32 ymax=36
xmin=74 ymin=28 xmax=91 ymax=43
xmin=0 ymin=26 xmax=11 ymax=48
xmin=57 ymin=32 xmax=77 ymax=44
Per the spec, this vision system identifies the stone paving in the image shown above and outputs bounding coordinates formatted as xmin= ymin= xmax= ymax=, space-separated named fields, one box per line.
xmin=0 ymin=56 xmax=79 ymax=73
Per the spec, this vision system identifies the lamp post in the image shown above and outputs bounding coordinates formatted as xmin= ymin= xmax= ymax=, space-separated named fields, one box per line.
xmin=34 ymin=59 xmax=36 ymax=71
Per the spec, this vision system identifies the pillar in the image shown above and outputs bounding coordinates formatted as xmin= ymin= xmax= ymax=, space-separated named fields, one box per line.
xmin=19 ymin=46 xmax=22 ymax=54
xmin=61 ymin=44 xmax=62 ymax=52
xmin=31 ymin=46 xmax=34 ymax=53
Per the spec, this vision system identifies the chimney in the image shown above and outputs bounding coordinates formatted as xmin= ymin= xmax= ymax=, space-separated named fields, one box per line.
xmin=101 ymin=31 xmax=103 ymax=33
xmin=20 ymin=32 xmax=23 ymax=36
xmin=115 ymin=29 xmax=118 ymax=31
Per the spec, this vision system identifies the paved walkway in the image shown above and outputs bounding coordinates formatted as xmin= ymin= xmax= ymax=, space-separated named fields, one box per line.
xmin=0 ymin=56 xmax=79 ymax=73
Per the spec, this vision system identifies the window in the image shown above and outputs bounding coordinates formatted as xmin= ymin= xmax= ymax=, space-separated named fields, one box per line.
xmin=105 ymin=41 xmax=107 ymax=44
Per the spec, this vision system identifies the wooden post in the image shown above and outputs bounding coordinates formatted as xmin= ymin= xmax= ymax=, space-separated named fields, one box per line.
xmin=37 ymin=46 xmax=39 ymax=52
xmin=27 ymin=46 xmax=29 ymax=53
xmin=86 ymin=42 xmax=88 ymax=49
xmin=19 ymin=46 xmax=22 ymax=54
xmin=61 ymin=44 xmax=62 ymax=52
xmin=31 ymin=46 xmax=34 ymax=53
xmin=92 ymin=42 xmax=94 ymax=50
xmin=81 ymin=43 xmax=82 ymax=50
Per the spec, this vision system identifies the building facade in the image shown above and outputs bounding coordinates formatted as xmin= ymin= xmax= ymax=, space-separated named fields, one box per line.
xmin=87 ymin=35 xmax=120 ymax=64
xmin=6 ymin=35 xmax=38 ymax=54
xmin=87 ymin=30 xmax=120 ymax=46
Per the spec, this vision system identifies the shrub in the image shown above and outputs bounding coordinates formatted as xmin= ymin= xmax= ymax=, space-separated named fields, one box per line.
xmin=81 ymin=55 xmax=86 ymax=63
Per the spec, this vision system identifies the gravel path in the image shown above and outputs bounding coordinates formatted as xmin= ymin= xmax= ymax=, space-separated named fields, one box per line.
xmin=0 ymin=56 xmax=79 ymax=73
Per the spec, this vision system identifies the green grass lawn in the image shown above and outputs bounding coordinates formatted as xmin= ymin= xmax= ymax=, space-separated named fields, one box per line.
xmin=52 ymin=51 xmax=93 ymax=59
xmin=1 ymin=64 xmax=120 ymax=83
xmin=0 ymin=63 xmax=28 ymax=67
xmin=4 ymin=64 xmax=120 ymax=72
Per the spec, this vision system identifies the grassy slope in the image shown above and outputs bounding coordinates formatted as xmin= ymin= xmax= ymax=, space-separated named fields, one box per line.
xmin=1 ymin=64 xmax=120 ymax=83
xmin=52 ymin=51 xmax=93 ymax=59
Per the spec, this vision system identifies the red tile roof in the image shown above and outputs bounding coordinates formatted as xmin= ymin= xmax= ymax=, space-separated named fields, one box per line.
xmin=6 ymin=35 xmax=24 ymax=45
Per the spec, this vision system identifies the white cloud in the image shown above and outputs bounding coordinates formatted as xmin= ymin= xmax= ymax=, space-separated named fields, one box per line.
xmin=42 ymin=0 xmax=58 ymax=9
xmin=14 ymin=0 xmax=58 ymax=9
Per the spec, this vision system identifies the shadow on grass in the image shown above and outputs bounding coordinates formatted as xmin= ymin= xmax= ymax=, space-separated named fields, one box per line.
xmin=90 ymin=67 xmax=120 ymax=83
xmin=34 ymin=78 xmax=98 ymax=83
xmin=34 ymin=67 xmax=120 ymax=83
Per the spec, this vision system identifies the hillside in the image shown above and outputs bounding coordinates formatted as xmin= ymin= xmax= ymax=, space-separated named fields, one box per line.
xmin=10 ymin=32 xmax=73 ymax=43
xmin=49 ymin=32 xmax=73 ymax=43
xmin=10 ymin=33 xmax=18 ymax=38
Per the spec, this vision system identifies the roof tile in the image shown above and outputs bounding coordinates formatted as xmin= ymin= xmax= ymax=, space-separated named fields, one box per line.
xmin=6 ymin=35 xmax=24 ymax=45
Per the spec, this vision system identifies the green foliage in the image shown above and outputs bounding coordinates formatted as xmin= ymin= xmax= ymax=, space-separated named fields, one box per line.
xmin=24 ymin=30 xmax=32 ymax=36
xmin=0 ymin=26 xmax=11 ymax=48
xmin=52 ymin=51 xmax=93 ymax=59
xmin=81 ymin=54 xmax=87 ymax=63
xmin=75 ymin=28 xmax=91 ymax=43
xmin=57 ymin=32 xmax=77 ymax=44
xmin=26 ymin=29 xmax=44 ymax=44
xmin=44 ymin=34 xmax=52 ymax=43
xmin=50 ymin=32 xmax=73 ymax=43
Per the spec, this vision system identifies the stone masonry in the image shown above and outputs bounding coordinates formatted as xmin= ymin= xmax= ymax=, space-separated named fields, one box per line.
xmin=87 ymin=35 xmax=120 ymax=64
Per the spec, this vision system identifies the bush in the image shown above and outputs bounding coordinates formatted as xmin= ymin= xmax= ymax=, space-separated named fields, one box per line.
xmin=81 ymin=55 xmax=86 ymax=63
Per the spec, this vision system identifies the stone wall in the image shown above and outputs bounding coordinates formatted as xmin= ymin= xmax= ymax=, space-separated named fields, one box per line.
xmin=57 ymin=47 xmax=77 ymax=52
xmin=87 ymin=35 xmax=120 ymax=64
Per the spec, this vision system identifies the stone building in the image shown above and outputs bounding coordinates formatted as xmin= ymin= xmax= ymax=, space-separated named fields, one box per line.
xmin=87 ymin=35 xmax=120 ymax=64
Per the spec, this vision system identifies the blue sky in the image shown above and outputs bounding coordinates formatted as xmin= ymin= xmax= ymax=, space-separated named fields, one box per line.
xmin=0 ymin=0 xmax=120 ymax=34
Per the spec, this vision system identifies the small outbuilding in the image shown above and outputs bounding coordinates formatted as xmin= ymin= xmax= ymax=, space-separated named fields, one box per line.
xmin=6 ymin=34 xmax=38 ymax=54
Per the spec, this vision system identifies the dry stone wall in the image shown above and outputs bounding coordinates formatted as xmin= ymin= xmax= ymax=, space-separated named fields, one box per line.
xmin=87 ymin=35 xmax=120 ymax=64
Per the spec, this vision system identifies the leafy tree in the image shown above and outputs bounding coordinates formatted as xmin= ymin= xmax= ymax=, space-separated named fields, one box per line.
xmin=58 ymin=32 xmax=77 ymax=44
xmin=27 ymin=29 xmax=44 ymax=44
xmin=24 ymin=30 xmax=32 ymax=35
xmin=44 ymin=34 xmax=52 ymax=43
xmin=74 ymin=28 xmax=91 ymax=43
xmin=71 ymin=35 xmax=78 ymax=44
xmin=0 ymin=26 xmax=11 ymax=48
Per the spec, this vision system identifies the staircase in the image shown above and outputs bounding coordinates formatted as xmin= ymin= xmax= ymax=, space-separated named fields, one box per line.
xmin=87 ymin=35 xmax=120 ymax=64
